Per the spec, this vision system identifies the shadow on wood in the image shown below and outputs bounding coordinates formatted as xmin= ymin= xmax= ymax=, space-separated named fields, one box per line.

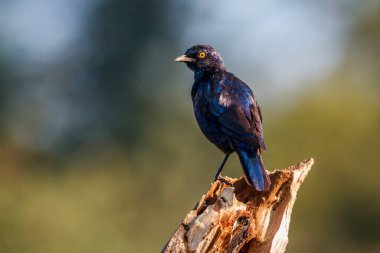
xmin=163 ymin=158 xmax=314 ymax=253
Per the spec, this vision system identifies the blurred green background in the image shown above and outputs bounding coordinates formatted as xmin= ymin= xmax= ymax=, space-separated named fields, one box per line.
xmin=0 ymin=0 xmax=379 ymax=252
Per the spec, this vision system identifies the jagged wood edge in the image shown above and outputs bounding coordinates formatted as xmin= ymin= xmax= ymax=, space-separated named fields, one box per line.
xmin=163 ymin=158 xmax=314 ymax=253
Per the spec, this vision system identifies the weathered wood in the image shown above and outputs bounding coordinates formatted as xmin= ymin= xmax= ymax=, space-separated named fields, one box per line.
xmin=163 ymin=158 xmax=314 ymax=253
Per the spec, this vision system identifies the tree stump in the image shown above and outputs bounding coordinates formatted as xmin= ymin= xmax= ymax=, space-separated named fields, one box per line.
xmin=162 ymin=158 xmax=314 ymax=253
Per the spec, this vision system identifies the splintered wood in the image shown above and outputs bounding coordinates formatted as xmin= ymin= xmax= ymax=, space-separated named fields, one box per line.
xmin=163 ymin=158 xmax=314 ymax=253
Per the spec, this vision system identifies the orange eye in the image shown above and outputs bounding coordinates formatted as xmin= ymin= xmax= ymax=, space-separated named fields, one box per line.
xmin=198 ymin=51 xmax=206 ymax=59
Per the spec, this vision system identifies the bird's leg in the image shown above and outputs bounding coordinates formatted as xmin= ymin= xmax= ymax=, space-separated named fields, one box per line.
xmin=214 ymin=152 xmax=231 ymax=181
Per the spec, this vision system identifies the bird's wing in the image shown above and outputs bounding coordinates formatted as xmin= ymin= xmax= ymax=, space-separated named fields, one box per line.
xmin=210 ymin=78 xmax=266 ymax=150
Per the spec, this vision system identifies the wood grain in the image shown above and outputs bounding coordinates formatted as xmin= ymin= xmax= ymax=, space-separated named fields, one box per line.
xmin=163 ymin=158 xmax=314 ymax=253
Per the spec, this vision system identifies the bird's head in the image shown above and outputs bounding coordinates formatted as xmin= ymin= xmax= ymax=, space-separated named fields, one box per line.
xmin=175 ymin=45 xmax=226 ymax=73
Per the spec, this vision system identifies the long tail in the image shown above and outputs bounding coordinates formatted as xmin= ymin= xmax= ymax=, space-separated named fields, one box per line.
xmin=237 ymin=148 xmax=270 ymax=191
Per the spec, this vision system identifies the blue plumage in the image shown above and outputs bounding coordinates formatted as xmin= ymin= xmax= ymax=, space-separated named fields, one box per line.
xmin=237 ymin=148 xmax=267 ymax=191
xmin=175 ymin=45 xmax=270 ymax=191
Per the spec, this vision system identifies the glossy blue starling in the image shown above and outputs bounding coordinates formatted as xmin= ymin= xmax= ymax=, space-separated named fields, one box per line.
xmin=175 ymin=45 xmax=270 ymax=191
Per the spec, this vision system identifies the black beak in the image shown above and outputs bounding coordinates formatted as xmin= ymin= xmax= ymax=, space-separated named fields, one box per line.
xmin=174 ymin=55 xmax=195 ymax=63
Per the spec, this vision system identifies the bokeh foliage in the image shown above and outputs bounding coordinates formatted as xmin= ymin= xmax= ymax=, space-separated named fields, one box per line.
xmin=0 ymin=1 xmax=379 ymax=252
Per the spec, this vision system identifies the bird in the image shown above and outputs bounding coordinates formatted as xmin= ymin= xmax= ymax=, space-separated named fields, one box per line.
xmin=174 ymin=45 xmax=270 ymax=191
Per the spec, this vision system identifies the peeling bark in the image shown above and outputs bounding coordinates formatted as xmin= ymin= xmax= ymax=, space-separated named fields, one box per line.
xmin=163 ymin=158 xmax=314 ymax=253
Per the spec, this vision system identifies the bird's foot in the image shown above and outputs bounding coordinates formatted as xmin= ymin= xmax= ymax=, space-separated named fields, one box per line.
xmin=215 ymin=176 xmax=233 ymax=187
